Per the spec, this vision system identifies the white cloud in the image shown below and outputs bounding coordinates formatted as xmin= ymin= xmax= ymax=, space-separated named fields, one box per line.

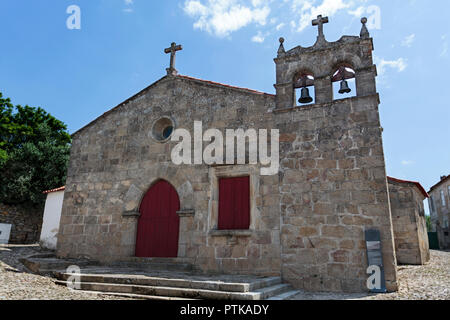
xmin=401 ymin=160 xmax=415 ymax=166
xmin=252 ymin=31 xmax=265 ymax=42
xmin=348 ymin=6 xmax=366 ymax=18
xmin=401 ymin=34 xmax=415 ymax=48
xmin=374 ymin=56 xmax=408 ymax=76
xmin=183 ymin=0 xmax=271 ymax=37
xmin=292 ymin=0 xmax=351 ymax=32
xmin=182 ymin=0 xmax=375 ymax=40
xmin=123 ymin=0 xmax=134 ymax=13
xmin=276 ymin=22 xmax=285 ymax=31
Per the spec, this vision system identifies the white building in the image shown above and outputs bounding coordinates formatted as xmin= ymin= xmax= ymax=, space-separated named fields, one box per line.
xmin=40 ymin=187 xmax=65 ymax=250
xmin=0 ymin=223 xmax=12 ymax=245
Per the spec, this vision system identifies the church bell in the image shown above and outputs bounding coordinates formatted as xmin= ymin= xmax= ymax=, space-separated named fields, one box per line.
xmin=338 ymin=80 xmax=351 ymax=94
xmin=298 ymin=87 xmax=313 ymax=104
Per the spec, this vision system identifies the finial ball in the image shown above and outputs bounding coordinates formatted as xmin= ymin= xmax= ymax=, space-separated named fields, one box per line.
xmin=361 ymin=17 xmax=367 ymax=24
xmin=279 ymin=37 xmax=285 ymax=44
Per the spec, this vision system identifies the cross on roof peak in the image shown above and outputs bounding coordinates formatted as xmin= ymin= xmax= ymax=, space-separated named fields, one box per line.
xmin=164 ymin=42 xmax=183 ymax=76
xmin=312 ymin=15 xmax=329 ymax=40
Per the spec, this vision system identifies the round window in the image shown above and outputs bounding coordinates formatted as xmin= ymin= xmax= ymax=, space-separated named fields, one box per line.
xmin=151 ymin=117 xmax=175 ymax=143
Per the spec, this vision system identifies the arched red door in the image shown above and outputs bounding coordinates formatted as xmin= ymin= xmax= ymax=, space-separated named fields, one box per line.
xmin=135 ymin=180 xmax=180 ymax=258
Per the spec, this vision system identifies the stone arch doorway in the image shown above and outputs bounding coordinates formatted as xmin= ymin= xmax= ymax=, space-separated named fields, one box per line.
xmin=135 ymin=180 xmax=180 ymax=258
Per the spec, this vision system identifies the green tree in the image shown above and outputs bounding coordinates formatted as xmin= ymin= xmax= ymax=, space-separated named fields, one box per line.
xmin=0 ymin=92 xmax=71 ymax=206
xmin=426 ymin=215 xmax=432 ymax=232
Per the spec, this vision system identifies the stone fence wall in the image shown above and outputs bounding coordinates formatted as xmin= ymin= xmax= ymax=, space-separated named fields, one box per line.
xmin=0 ymin=203 xmax=43 ymax=244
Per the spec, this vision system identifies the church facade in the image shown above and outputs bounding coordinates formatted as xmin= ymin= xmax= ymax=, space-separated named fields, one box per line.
xmin=56 ymin=16 xmax=399 ymax=293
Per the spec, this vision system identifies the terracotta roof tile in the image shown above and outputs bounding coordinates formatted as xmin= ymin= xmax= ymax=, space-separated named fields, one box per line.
xmin=43 ymin=186 xmax=65 ymax=194
xmin=72 ymin=74 xmax=275 ymax=137
xmin=387 ymin=177 xmax=429 ymax=198
xmin=177 ymin=75 xmax=275 ymax=96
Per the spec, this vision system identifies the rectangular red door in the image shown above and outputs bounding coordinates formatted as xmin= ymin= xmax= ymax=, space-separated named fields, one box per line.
xmin=218 ymin=176 xmax=250 ymax=230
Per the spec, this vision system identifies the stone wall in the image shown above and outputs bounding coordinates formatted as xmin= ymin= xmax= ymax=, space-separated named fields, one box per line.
xmin=429 ymin=177 xmax=450 ymax=249
xmin=275 ymin=95 xmax=397 ymax=292
xmin=0 ymin=203 xmax=43 ymax=244
xmin=388 ymin=180 xmax=430 ymax=265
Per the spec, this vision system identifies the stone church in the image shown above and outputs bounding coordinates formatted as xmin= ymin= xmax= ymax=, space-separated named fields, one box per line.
xmin=57 ymin=16 xmax=400 ymax=293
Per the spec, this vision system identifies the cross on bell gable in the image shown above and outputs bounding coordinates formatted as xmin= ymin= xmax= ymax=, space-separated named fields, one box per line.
xmin=312 ymin=15 xmax=329 ymax=41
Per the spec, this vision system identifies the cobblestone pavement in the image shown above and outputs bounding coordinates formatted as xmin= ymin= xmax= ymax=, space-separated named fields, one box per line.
xmin=0 ymin=244 xmax=132 ymax=300
xmin=1 ymin=245 xmax=449 ymax=300
xmin=289 ymin=250 xmax=450 ymax=300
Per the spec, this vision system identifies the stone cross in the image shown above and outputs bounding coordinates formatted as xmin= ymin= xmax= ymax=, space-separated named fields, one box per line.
xmin=164 ymin=42 xmax=183 ymax=75
xmin=312 ymin=15 xmax=329 ymax=40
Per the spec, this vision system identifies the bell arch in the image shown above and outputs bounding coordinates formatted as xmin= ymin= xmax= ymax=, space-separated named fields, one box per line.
xmin=331 ymin=63 xmax=357 ymax=100
xmin=293 ymin=70 xmax=315 ymax=106
xmin=328 ymin=53 xmax=364 ymax=75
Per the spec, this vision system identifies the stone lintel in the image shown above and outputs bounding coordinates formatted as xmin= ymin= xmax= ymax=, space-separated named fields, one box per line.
xmin=209 ymin=230 xmax=253 ymax=237
xmin=273 ymin=82 xmax=292 ymax=89
xmin=122 ymin=211 xmax=140 ymax=218
xmin=177 ymin=209 xmax=195 ymax=217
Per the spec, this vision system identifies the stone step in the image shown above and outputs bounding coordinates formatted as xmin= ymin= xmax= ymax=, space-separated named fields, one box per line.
xmin=55 ymin=272 xmax=281 ymax=293
xmin=116 ymin=257 xmax=192 ymax=264
xmin=20 ymin=257 xmax=92 ymax=274
xmin=122 ymin=263 xmax=193 ymax=272
xmin=266 ymin=290 xmax=301 ymax=300
xmin=75 ymin=290 xmax=199 ymax=301
xmin=110 ymin=261 xmax=194 ymax=272
xmin=55 ymin=280 xmax=293 ymax=300
xmin=254 ymin=283 xmax=295 ymax=300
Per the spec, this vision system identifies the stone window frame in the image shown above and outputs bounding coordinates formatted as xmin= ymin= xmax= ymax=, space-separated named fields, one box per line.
xmin=443 ymin=215 xmax=449 ymax=229
xmin=151 ymin=116 xmax=176 ymax=144
xmin=207 ymin=165 xmax=260 ymax=236
xmin=429 ymin=196 xmax=436 ymax=214
xmin=447 ymin=185 xmax=450 ymax=208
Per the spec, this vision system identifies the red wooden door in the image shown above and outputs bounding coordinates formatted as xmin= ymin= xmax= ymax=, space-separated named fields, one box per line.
xmin=135 ymin=180 xmax=180 ymax=258
xmin=218 ymin=176 xmax=250 ymax=230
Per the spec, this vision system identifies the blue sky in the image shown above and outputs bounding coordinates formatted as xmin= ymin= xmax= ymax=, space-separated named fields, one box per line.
xmin=0 ymin=0 xmax=449 ymax=195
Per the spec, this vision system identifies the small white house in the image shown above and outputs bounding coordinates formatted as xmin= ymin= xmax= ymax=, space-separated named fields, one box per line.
xmin=40 ymin=186 xmax=65 ymax=250
xmin=0 ymin=223 xmax=12 ymax=245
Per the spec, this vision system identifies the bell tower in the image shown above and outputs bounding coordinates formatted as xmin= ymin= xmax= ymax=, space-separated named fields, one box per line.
xmin=274 ymin=16 xmax=399 ymax=293
xmin=274 ymin=16 xmax=377 ymax=109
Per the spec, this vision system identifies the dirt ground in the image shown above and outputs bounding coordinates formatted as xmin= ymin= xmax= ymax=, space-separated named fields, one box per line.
xmin=1 ymin=244 xmax=449 ymax=300
xmin=290 ymin=250 xmax=450 ymax=300
xmin=0 ymin=244 xmax=131 ymax=300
